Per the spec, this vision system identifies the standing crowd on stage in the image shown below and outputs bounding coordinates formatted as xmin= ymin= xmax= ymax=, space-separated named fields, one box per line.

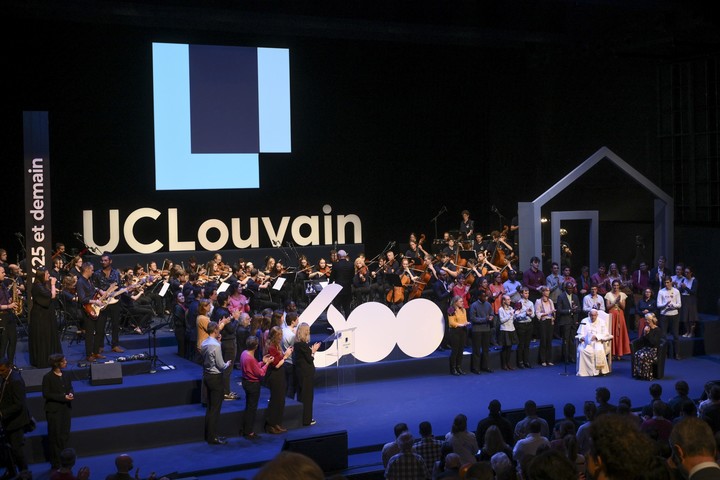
xmin=0 ymin=210 xmax=707 ymax=477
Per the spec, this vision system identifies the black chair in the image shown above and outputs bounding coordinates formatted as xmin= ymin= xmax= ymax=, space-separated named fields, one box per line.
xmin=630 ymin=337 xmax=667 ymax=380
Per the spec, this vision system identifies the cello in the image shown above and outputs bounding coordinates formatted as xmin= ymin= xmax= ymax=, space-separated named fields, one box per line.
xmin=489 ymin=226 xmax=515 ymax=281
xmin=387 ymin=259 xmax=412 ymax=304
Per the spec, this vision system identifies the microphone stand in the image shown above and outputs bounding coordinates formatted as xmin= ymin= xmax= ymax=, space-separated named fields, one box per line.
xmin=73 ymin=233 xmax=102 ymax=256
xmin=430 ymin=207 xmax=447 ymax=241
xmin=14 ymin=234 xmax=27 ymax=261
xmin=491 ymin=206 xmax=506 ymax=231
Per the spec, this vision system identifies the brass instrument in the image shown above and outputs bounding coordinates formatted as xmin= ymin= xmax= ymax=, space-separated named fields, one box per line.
xmin=11 ymin=279 xmax=24 ymax=316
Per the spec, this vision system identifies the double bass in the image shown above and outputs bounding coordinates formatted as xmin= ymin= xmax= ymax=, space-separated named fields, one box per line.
xmin=489 ymin=226 xmax=516 ymax=281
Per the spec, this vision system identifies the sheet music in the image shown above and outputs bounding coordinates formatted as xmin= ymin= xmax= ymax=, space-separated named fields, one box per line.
xmin=158 ymin=281 xmax=170 ymax=297
xmin=217 ymin=282 xmax=230 ymax=293
xmin=273 ymin=277 xmax=286 ymax=291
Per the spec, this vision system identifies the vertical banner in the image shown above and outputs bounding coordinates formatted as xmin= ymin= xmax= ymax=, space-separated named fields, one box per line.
xmin=23 ymin=111 xmax=52 ymax=276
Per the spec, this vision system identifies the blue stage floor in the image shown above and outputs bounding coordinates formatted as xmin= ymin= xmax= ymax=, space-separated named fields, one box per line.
xmin=13 ymin=316 xmax=720 ymax=480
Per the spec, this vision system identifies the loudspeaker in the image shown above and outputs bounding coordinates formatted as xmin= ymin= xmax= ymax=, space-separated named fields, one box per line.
xmin=282 ymin=430 xmax=348 ymax=473
xmin=21 ymin=368 xmax=51 ymax=393
xmin=90 ymin=362 xmax=123 ymax=386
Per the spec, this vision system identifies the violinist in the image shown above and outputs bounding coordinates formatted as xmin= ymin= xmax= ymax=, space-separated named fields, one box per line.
xmin=369 ymin=257 xmax=386 ymax=301
xmin=435 ymin=253 xmax=458 ymax=279
xmin=119 ymin=270 xmax=153 ymax=333
xmin=294 ymin=255 xmax=314 ymax=303
xmin=384 ymin=251 xmax=401 ymax=275
xmin=459 ymin=210 xmax=474 ymax=240
xmin=142 ymin=262 xmax=166 ymax=315
xmin=187 ymin=256 xmax=200 ymax=274
xmin=269 ymin=261 xmax=290 ymax=306
xmin=352 ymin=257 xmax=372 ymax=305
xmin=264 ymin=257 xmax=276 ymax=276
xmin=476 ymin=251 xmax=500 ymax=279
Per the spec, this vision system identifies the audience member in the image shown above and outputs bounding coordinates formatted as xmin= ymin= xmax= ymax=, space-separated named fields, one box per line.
xmin=526 ymin=449 xmax=577 ymax=480
xmin=412 ymin=421 xmax=443 ymax=479
xmin=595 ymin=386 xmax=617 ymax=416
xmin=513 ymin=400 xmax=550 ymax=441
xmin=587 ymin=414 xmax=656 ymax=479
xmin=575 ymin=401 xmax=596 ymax=455
xmin=382 ymin=423 xmax=409 ymax=468
xmin=475 ymin=399 xmax=513 ymax=448
xmin=702 ymin=385 xmax=720 ymax=434
xmin=435 ymin=453 xmax=461 ymax=479
xmin=49 ymin=449 xmax=89 ymax=480
xmin=444 ymin=414 xmax=479 ymax=465
xmin=463 ymin=461 xmax=495 ymax=480
xmin=477 ymin=425 xmax=513 ymax=463
xmin=668 ymin=380 xmax=691 ymax=419
xmin=385 ymin=432 xmax=427 ymax=480
xmin=642 ymin=383 xmax=670 ymax=419
xmin=253 ymin=451 xmax=324 ymax=480
xmin=513 ymin=419 xmax=550 ymax=474
xmin=641 ymin=400 xmax=674 ymax=443
xmin=669 ymin=417 xmax=720 ymax=480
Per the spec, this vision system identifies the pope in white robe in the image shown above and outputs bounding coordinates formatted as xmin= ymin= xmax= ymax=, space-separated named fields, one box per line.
xmin=576 ymin=309 xmax=612 ymax=376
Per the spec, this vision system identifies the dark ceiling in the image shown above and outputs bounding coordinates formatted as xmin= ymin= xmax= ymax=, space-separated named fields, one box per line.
xmin=7 ymin=0 xmax=720 ymax=59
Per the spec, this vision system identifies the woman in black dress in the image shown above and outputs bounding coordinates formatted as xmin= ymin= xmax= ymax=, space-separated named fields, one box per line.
xmin=293 ymin=322 xmax=320 ymax=426
xmin=265 ymin=326 xmax=293 ymax=434
xmin=42 ymin=353 xmax=74 ymax=469
xmin=633 ymin=313 xmax=663 ymax=380
xmin=29 ymin=266 xmax=61 ymax=368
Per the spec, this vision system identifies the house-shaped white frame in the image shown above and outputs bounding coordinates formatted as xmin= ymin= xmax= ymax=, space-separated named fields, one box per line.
xmin=517 ymin=147 xmax=674 ymax=271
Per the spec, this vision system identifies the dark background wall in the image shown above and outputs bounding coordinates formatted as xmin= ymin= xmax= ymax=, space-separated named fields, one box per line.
xmin=3 ymin=1 xmax=719 ymax=310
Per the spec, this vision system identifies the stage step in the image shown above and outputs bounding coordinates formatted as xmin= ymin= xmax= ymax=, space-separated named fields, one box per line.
xmin=24 ymin=387 xmax=304 ymax=464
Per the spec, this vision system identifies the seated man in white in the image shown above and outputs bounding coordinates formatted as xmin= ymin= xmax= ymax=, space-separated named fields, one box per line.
xmin=576 ymin=309 xmax=612 ymax=376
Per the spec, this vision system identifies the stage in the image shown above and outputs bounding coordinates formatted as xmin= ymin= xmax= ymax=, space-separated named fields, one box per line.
xmin=14 ymin=311 xmax=720 ymax=480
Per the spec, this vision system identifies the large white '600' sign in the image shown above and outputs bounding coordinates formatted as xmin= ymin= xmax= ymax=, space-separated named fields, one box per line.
xmin=299 ymin=284 xmax=445 ymax=367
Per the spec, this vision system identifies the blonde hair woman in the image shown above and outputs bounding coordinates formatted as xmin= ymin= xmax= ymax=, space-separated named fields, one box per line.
xmin=632 ymin=313 xmax=663 ymax=380
xmin=293 ymin=323 xmax=320 ymax=426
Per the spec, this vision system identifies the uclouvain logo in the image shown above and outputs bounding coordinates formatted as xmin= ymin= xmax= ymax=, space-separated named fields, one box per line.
xmin=152 ymin=43 xmax=291 ymax=191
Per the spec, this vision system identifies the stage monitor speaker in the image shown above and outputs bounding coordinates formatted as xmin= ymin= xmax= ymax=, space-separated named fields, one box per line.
xmin=22 ymin=368 xmax=51 ymax=393
xmin=90 ymin=363 xmax=123 ymax=386
xmin=281 ymin=430 xmax=348 ymax=473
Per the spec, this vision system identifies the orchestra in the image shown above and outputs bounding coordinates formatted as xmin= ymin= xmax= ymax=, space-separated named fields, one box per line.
xmin=0 ymin=206 xmax=701 ymax=375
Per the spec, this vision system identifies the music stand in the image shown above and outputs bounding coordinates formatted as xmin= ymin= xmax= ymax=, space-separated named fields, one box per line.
xmin=147 ymin=320 xmax=172 ymax=374
xmin=459 ymin=250 xmax=477 ymax=261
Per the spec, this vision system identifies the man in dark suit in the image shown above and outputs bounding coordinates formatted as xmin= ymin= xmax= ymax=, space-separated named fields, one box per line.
xmin=0 ymin=357 xmax=31 ymax=478
xmin=329 ymin=250 xmax=355 ymax=317
xmin=669 ymin=417 xmax=720 ymax=479
xmin=556 ymin=283 xmax=581 ymax=363
xmin=649 ymin=255 xmax=672 ymax=293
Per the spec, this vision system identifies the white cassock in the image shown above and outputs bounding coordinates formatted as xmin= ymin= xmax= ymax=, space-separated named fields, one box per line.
xmin=576 ymin=320 xmax=611 ymax=376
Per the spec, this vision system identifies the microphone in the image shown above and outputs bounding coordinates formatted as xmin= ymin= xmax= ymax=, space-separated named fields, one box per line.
xmin=14 ymin=232 xmax=23 ymax=238
xmin=441 ymin=205 xmax=447 ymax=213
xmin=73 ymin=232 xmax=82 ymax=237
